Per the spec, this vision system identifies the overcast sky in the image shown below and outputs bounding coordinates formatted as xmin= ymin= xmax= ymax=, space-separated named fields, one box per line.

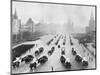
xmin=12 ymin=1 xmax=95 ymax=28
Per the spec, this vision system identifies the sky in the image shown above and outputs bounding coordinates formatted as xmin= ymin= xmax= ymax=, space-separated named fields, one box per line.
xmin=12 ymin=1 xmax=95 ymax=28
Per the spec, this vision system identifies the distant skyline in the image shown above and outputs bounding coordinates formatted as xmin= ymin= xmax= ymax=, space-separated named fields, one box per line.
xmin=12 ymin=1 xmax=95 ymax=28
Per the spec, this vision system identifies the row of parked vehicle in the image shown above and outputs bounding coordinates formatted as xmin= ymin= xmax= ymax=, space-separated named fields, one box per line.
xmin=12 ymin=55 xmax=34 ymax=68
xmin=60 ymin=55 xmax=71 ymax=69
xmin=47 ymin=38 xmax=54 ymax=46
xmin=47 ymin=34 xmax=65 ymax=49
xmin=29 ymin=55 xmax=48 ymax=71
xmin=48 ymin=47 xmax=55 ymax=56
xmin=29 ymin=34 xmax=62 ymax=70
xmin=69 ymin=37 xmax=73 ymax=46
xmin=35 ymin=47 xmax=44 ymax=56
xmin=62 ymin=35 xmax=66 ymax=46
xmin=55 ymin=35 xmax=62 ymax=46
xmin=69 ymin=35 xmax=89 ymax=67
xmin=60 ymin=47 xmax=71 ymax=69
xmin=71 ymin=48 xmax=88 ymax=67
xmin=60 ymin=48 xmax=88 ymax=69
xmin=70 ymin=40 xmax=73 ymax=45
xmin=47 ymin=34 xmax=59 ymax=46
xmin=12 ymin=47 xmax=45 ymax=69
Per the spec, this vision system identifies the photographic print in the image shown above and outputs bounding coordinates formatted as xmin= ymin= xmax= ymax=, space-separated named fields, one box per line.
xmin=11 ymin=0 xmax=96 ymax=74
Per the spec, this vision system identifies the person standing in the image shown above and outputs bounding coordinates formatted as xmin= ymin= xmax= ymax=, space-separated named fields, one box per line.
xmin=51 ymin=66 xmax=53 ymax=72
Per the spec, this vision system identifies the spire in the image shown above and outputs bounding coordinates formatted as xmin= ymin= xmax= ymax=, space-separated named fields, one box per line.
xmin=88 ymin=11 xmax=95 ymax=31
xmin=90 ymin=11 xmax=94 ymax=20
xmin=14 ymin=9 xmax=18 ymax=19
xmin=89 ymin=11 xmax=95 ymax=26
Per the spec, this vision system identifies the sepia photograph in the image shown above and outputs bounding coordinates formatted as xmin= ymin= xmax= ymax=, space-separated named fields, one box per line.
xmin=11 ymin=0 xmax=96 ymax=74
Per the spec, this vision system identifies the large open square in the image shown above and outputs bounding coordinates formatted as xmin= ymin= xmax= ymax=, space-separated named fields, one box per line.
xmin=11 ymin=0 xmax=96 ymax=74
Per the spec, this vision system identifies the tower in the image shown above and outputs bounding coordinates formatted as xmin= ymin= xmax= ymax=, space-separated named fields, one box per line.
xmin=13 ymin=9 xmax=18 ymax=19
xmin=89 ymin=12 xmax=95 ymax=31
xmin=12 ymin=9 xmax=20 ymax=34
xmin=86 ymin=11 xmax=95 ymax=33
xmin=12 ymin=9 xmax=20 ymax=41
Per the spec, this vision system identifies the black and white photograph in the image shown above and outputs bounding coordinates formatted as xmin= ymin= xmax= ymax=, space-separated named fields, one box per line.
xmin=11 ymin=0 xmax=96 ymax=74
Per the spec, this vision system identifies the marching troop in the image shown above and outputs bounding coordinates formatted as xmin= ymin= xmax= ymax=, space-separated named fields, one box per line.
xmin=12 ymin=34 xmax=89 ymax=72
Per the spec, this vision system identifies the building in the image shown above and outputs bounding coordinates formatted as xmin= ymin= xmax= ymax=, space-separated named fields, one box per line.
xmin=21 ymin=18 xmax=35 ymax=33
xmin=12 ymin=9 xmax=20 ymax=35
xmin=86 ymin=12 xmax=95 ymax=33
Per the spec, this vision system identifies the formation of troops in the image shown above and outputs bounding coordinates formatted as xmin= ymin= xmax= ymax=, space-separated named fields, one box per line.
xmin=12 ymin=33 xmax=93 ymax=73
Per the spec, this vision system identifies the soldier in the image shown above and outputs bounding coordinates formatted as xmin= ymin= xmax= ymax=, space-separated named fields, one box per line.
xmin=51 ymin=66 xmax=54 ymax=71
